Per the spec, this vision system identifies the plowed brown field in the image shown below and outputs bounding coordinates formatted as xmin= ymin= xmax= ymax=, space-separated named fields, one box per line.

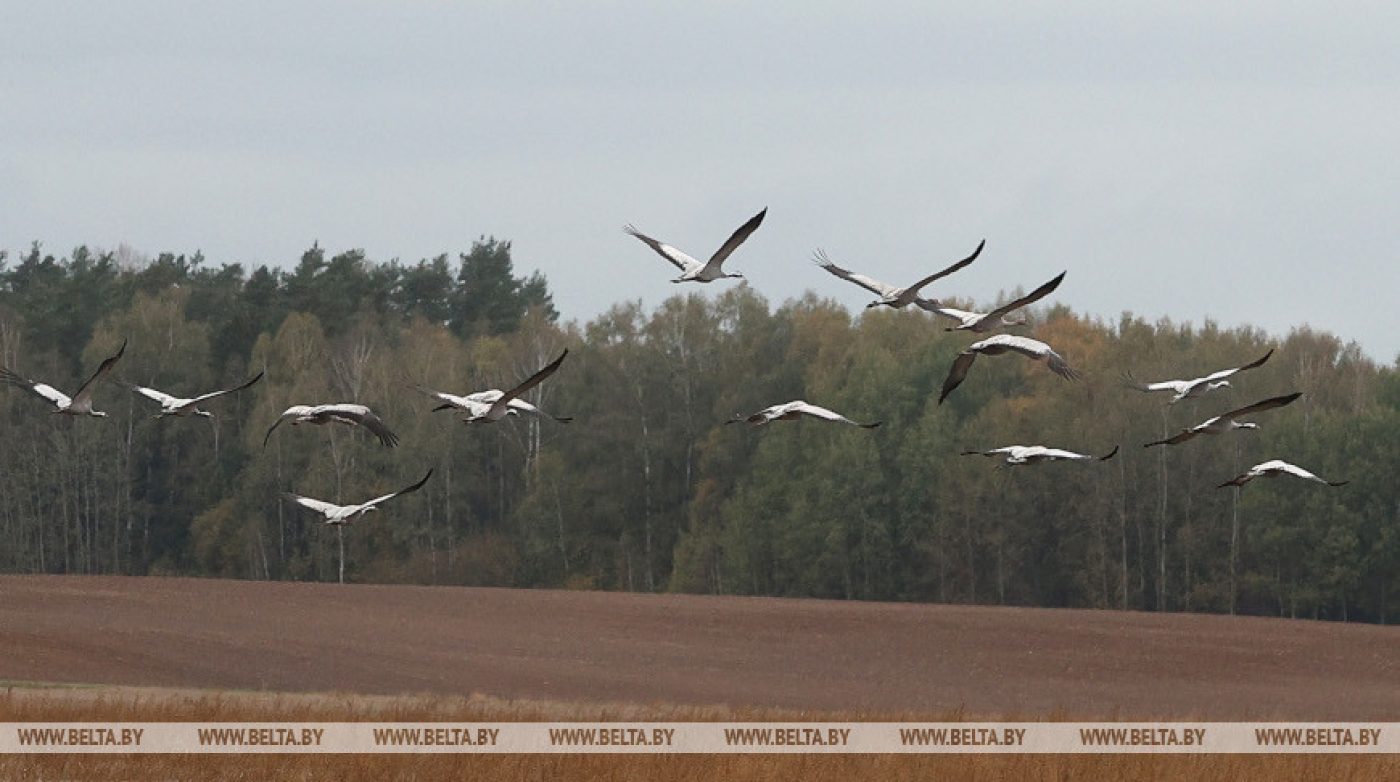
xmin=2 ymin=574 xmax=1396 ymax=719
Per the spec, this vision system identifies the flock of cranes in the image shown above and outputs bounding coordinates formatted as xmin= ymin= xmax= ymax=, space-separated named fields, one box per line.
xmin=0 ymin=207 xmax=1346 ymax=545
xmin=0 ymin=340 xmax=570 ymax=527
xmin=623 ymin=207 xmax=1346 ymax=491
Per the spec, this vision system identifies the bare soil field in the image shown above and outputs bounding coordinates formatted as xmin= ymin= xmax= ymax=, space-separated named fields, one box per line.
xmin=1 ymin=574 xmax=1397 ymax=719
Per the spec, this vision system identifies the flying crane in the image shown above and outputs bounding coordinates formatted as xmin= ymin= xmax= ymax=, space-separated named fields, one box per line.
xmin=625 ymin=208 xmax=766 ymax=283
xmin=812 ymin=239 xmax=984 ymax=309
xmin=0 ymin=339 xmax=127 ymax=417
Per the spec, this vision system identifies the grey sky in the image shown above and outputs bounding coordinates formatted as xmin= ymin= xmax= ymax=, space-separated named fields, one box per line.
xmin=5 ymin=2 xmax=1397 ymax=362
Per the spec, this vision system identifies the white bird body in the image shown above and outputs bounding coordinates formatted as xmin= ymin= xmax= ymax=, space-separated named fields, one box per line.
xmin=1218 ymin=459 xmax=1347 ymax=488
xmin=920 ymin=304 xmax=1025 ymax=331
xmin=1144 ymin=392 xmax=1302 ymax=447
xmin=467 ymin=351 xmax=568 ymax=423
xmin=813 ymin=239 xmax=984 ymax=309
xmin=1 ymin=339 xmax=126 ymax=417
xmin=938 ymin=334 xmax=1080 ymax=404
xmin=412 ymin=386 xmax=572 ymax=423
xmin=922 ymin=271 xmax=1066 ymax=333
xmin=411 ymin=389 xmax=500 ymax=418
xmin=467 ymin=389 xmax=573 ymax=422
xmin=727 ymin=399 xmax=880 ymax=428
xmin=122 ymin=371 xmax=263 ymax=418
xmin=284 ymin=470 xmax=433 ymax=525
xmin=963 ymin=444 xmax=1119 ymax=466
xmin=625 ymin=208 xmax=766 ymax=283
xmin=264 ymin=403 xmax=399 ymax=447
xmin=1125 ymin=349 xmax=1273 ymax=404
xmin=411 ymin=350 xmax=569 ymax=425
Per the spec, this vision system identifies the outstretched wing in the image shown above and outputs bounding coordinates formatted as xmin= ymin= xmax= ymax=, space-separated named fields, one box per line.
xmin=624 ymin=225 xmax=701 ymax=273
xmin=361 ymin=469 xmax=434 ymax=511
xmin=1217 ymin=471 xmax=1254 ymax=488
xmin=903 ymin=239 xmax=986 ymax=296
xmin=991 ymin=335 xmax=1080 ymax=380
xmin=1219 ymin=392 xmax=1302 ymax=422
xmin=700 ymin=207 xmax=766 ymax=274
xmin=813 ymin=250 xmax=898 ymax=298
xmin=1203 ymin=348 xmax=1274 ymax=383
xmin=1145 ymin=429 xmax=1199 ymax=448
xmin=119 ymin=381 xmax=182 ymax=408
xmin=262 ymin=405 xmax=315 ymax=448
xmin=186 ymin=371 xmax=264 ymax=407
xmin=1271 ymin=461 xmax=1347 ymax=486
xmin=326 ymin=403 xmax=400 ymax=448
xmin=1219 ymin=459 xmax=1345 ymax=488
xmin=938 ymin=350 xmax=980 ymax=404
xmin=0 ymin=367 xmax=72 ymax=408
xmin=70 ymin=338 xmax=127 ymax=408
xmin=791 ymin=401 xmax=881 ymax=428
xmin=982 ymin=271 xmax=1066 ymax=322
xmin=262 ymin=414 xmax=289 ymax=448
xmin=496 ymin=350 xmax=568 ymax=408
xmin=282 ymin=492 xmax=343 ymax=518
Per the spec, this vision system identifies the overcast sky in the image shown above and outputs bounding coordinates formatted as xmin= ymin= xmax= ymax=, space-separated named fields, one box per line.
xmin=5 ymin=2 xmax=1397 ymax=363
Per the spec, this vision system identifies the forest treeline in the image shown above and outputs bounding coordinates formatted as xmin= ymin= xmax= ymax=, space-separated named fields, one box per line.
xmin=0 ymin=241 xmax=1396 ymax=623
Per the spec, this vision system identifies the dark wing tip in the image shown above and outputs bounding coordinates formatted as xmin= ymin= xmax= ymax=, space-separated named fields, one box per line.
xmin=938 ymin=351 xmax=976 ymax=404
xmin=860 ymin=421 xmax=882 ymax=429
xmin=539 ymin=349 xmax=569 ymax=375
xmin=1119 ymin=371 xmax=1141 ymax=388
xmin=1242 ymin=347 xmax=1275 ymax=370
xmin=1329 ymin=480 xmax=1349 ymax=487
xmin=1099 ymin=446 xmax=1120 ymax=461
xmin=403 ymin=468 xmax=434 ymax=493
xmin=262 ymin=419 xmax=283 ymax=448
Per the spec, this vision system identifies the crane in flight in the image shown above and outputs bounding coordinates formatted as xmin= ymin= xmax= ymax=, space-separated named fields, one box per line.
xmin=119 ymin=371 xmax=264 ymax=419
xmin=625 ymin=208 xmax=766 ymax=283
xmin=727 ymin=400 xmax=881 ymax=429
xmin=1123 ymin=349 xmax=1274 ymax=404
xmin=0 ymin=338 xmax=127 ymax=417
xmin=284 ymin=470 xmax=433 ymax=525
xmin=812 ymin=239 xmax=984 ymax=309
